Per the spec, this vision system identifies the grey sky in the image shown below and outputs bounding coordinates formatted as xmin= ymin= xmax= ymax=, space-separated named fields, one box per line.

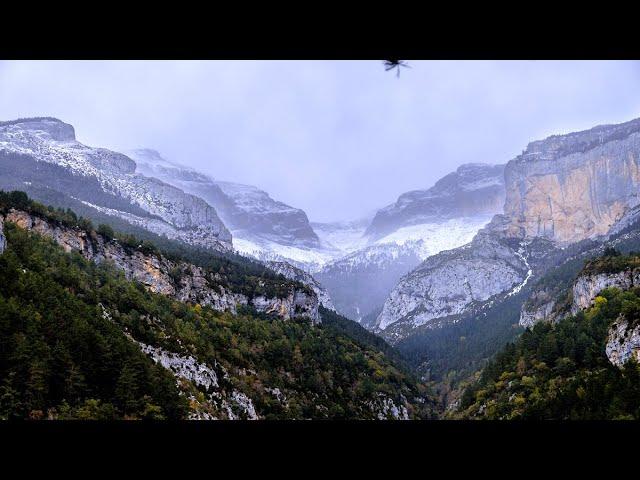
xmin=2 ymin=60 xmax=640 ymax=222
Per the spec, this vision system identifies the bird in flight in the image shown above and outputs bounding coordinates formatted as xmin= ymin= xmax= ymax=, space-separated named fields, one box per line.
xmin=383 ymin=60 xmax=410 ymax=78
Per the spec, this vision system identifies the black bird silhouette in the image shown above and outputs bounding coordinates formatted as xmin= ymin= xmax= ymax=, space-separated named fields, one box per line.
xmin=383 ymin=60 xmax=410 ymax=78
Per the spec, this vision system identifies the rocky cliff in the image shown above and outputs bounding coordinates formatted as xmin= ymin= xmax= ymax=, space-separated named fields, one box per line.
xmin=376 ymin=224 xmax=531 ymax=335
xmin=606 ymin=316 xmax=640 ymax=367
xmin=0 ymin=216 xmax=4 ymax=254
xmin=570 ymin=268 xmax=640 ymax=315
xmin=0 ymin=208 xmax=320 ymax=323
xmin=377 ymin=117 xmax=640 ymax=340
xmin=502 ymin=117 xmax=640 ymax=244
xmin=263 ymin=260 xmax=335 ymax=311
xmin=365 ymin=163 xmax=505 ymax=241
xmin=0 ymin=119 xmax=232 ymax=252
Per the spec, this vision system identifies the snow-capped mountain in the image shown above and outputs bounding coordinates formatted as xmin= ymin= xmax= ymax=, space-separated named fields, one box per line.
xmin=315 ymin=215 xmax=493 ymax=322
xmin=128 ymin=149 xmax=335 ymax=270
xmin=306 ymin=164 xmax=505 ymax=324
xmin=0 ymin=118 xmax=231 ymax=251
xmin=376 ymin=116 xmax=640 ymax=342
xmin=365 ymin=163 xmax=505 ymax=241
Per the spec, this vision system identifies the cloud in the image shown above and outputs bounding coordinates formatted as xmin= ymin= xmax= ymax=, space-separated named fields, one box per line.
xmin=1 ymin=60 xmax=639 ymax=221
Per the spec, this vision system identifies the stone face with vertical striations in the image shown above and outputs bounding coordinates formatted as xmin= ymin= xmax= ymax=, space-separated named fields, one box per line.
xmin=502 ymin=118 xmax=640 ymax=244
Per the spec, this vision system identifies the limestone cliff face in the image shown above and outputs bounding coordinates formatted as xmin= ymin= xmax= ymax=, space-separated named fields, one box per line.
xmin=570 ymin=269 xmax=640 ymax=316
xmin=0 ymin=217 xmax=5 ymax=254
xmin=264 ymin=260 xmax=335 ymax=311
xmin=606 ymin=316 xmax=640 ymax=367
xmin=376 ymin=226 xmax=531 ymax=334
xmin=519 ymin=287 xmax=557 ymax=328
xmin=503 ymin=118 xmax=640 ymax=244
xmin=0 ymin=209 xmax=320 ymax=323
xmin=521 ymin=265 xmax=640 ymax=329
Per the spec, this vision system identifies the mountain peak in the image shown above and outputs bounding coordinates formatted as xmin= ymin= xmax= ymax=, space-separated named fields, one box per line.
xmin=0 ymin=117 xmax=76 ymax=142
xmin=521 ymin=116 xmax=640 ymax=162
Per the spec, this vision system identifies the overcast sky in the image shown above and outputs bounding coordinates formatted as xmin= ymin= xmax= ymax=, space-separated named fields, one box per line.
xmin=2 ymin=60 xmax=640 ymax=221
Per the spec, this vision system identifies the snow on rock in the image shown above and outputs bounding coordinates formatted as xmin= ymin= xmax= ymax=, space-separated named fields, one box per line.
xmin=365 ymin=163 xmax=505 ymax=241
xmin=233 ymin=236 xmax=335 ymax=273
xmin=128 ymin=148 xmax=321 ymax=254
xmin=311 ymin=218 xmax=371 ymax=254
xmin=373 ymin=215 xmax=494 ymax=261
xmin=0 ymin=119 xmax=231 ymax=251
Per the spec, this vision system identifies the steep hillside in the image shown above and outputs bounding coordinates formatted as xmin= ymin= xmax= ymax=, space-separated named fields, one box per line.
xmin=456 ymin=284 xmax=640 ymax=420
xmin=0 ymin=191 xmax=319 ymax=323
xmin=0 ymin=192 xmax=435 ymax=420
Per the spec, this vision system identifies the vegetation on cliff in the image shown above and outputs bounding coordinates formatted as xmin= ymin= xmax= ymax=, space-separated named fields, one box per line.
xmin=0 ymin=201 xmax=434 ymax=419
xmin=457 ymin=285 xmax=640 ymax=420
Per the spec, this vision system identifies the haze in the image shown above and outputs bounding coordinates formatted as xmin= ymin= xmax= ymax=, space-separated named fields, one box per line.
xmin=1 ymin=60 xmax=640 ymax=222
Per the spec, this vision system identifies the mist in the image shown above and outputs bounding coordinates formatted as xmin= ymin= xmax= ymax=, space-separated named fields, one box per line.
xmin=1 ymin=60 xmax=640 ymax=222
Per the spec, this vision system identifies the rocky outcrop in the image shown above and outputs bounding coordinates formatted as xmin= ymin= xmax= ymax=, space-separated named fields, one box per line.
xmin=376 ymin=226 xmax=530 ymax=333
xmin=138 ymin=342 xmax=220 ymax=390
xmin=570 ymin=269 xmax=640 ymax=315
xmin=0 ymin=118 xmax=232 ymax=252
xmin=502 ymin=117 xmax=640 ymax=244
xmin=264 ymin=260 xmax=335 ymax=311
xmin=519 ymin=288 xmax=557 ymax=327
xmin=606 ymin=316 xmax=640 ymax=367
xmin=365 ymin=163 xmax=505 ymax=241
xmin=0 ymin=217 xmax=5 ymax=254
xmin=1 ymin=208 xmax=320 ymax=323
xmin=366 ymin=393 xmax=410 ymax=420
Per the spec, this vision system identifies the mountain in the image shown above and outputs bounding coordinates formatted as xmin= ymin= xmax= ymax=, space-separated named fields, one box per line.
xmin=377 ymin=117 xmax=640 ymax=342
xmin=365 ymin=163 xmax=505 ymax=241
xmin=0 ymin=118 xmax=231 ymax=252
xmin=311 ymin=163 xmax=503 ymax=325
xmin=456 ymin=249 xmax=640 ymax=420
xmin=0 ymin=191 xmax=435 ymax=420
xmin=128 ymin=149 xmax=332 ymax=270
